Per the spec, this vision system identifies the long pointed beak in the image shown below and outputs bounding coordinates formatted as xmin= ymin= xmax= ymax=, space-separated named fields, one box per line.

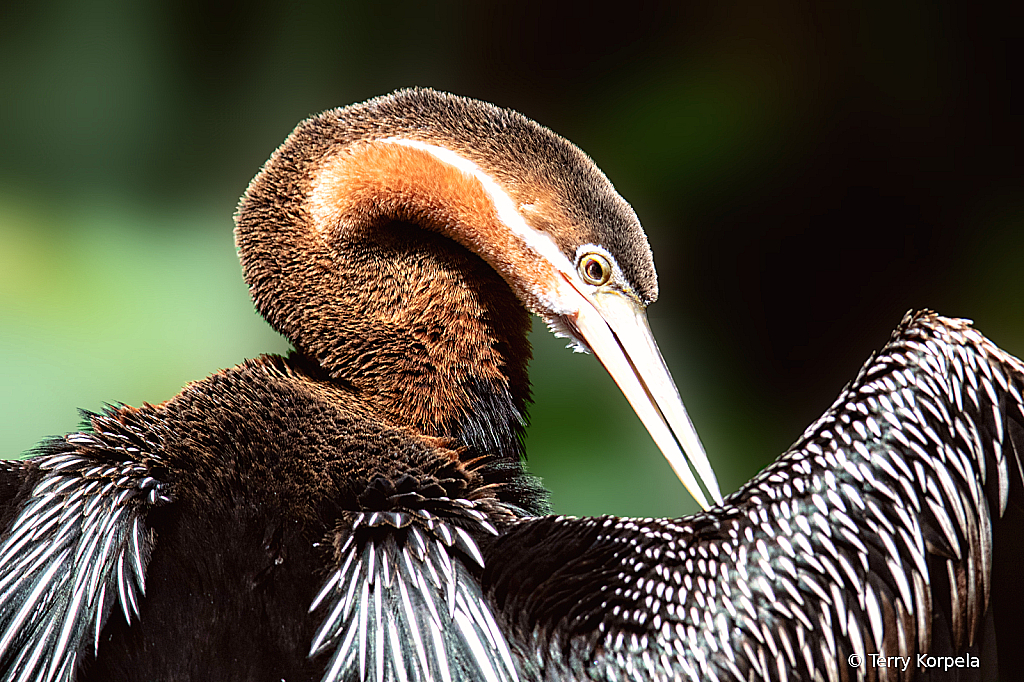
xmin=564 ymin=287 xmax=723 ymax=510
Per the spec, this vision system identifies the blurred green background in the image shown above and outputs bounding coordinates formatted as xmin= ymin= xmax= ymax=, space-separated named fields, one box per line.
xmin=1 ymin=0 xmax=1021 ymax=518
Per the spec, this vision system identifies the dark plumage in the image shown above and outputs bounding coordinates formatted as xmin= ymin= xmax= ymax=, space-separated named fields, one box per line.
xmin=2 ymin=88 xmax=1023 ymax=682
xmin=482 ymin=312 xmax=1024 ymax=681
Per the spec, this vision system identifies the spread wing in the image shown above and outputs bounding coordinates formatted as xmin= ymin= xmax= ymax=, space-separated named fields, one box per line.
xmin=310 ymin=501 xmax=520 ymax=682
xmin=480 ymin=313 xmax=1024 ymax=681
xmin=0 ymin=431 xmax=170 ymax=682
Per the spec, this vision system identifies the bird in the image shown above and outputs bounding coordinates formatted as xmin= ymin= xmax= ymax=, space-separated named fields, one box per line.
xmin=0 ymin=87 xmax=1021 ymax=682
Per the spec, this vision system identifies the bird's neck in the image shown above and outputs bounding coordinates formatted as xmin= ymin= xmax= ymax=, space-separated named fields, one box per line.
xmin=246 ymin=220 xmax=533 ymax=462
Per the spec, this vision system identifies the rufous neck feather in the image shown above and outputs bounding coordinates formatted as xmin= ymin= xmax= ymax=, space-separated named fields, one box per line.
xmin=237 ymin=134 xmax=540 ymax=461
xmin=307 ymin=138 xmax=576 ymax=318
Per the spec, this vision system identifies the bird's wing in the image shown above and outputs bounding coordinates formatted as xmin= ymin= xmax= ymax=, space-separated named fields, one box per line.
xmin=309 ymin=498 xmax=520 ymax=682
xmin=0 ymin=431 xmax=170 ymax=682
xmin=481 ymin=312 xmax=1024 ymax=681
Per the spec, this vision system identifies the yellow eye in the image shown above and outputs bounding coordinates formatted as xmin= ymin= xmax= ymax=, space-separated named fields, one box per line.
xmin=578 ymin=253 xmax=611 ymax=286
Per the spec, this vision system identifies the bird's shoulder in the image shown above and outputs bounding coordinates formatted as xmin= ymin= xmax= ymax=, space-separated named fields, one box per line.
xmin=86 ymin=352 xmax=489 ymax=510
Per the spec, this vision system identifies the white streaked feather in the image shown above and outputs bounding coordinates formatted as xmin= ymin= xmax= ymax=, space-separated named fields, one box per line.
xmin=429 ymin=619 xmax=453 ymax=682
xmin=358 ymin=573 xmax=369 ymax=681
xmin=310 ymin=581 xmax=350 ymax=656
xmin=395 ymin=560 xmax=430 ymax=675
xmin=0 ymin=449 xmax=163 ymax=682
xmin=92 ymin=582 xmax=107 ymax=656
xmin=458 ymin=583 xmax=518 ymax=677
xmin=0 ymin=548 xmax=71 ymax=656
xmin=453 ymin=527 xmax=485 ymax=568
xmin=311 ymin=517 xmax=519 ymax=682
xmin=452 ymin=607 xmax=502 ymax=682
xmin=46 ymin=581 xmax=87 ymax=682
xmin=386 ymin=612 xmax=409 ymax=682
xmin=373 ymin=575 xmax=383 ymax=682
xmin=341 ymin=555 xmax=364 ymax=622
xmin=325 ymin=610 xmax=360 ymax=680
xmin=310 ymin=569 xmax=341 ymax=614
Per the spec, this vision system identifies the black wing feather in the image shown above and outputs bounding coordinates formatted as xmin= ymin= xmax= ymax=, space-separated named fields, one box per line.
xmin=482 ymin=312 xmax=1024 ymax=682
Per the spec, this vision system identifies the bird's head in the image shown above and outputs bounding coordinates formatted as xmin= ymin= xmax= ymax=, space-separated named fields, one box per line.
xmin=237 ymin=88 xmax=722 ymax=509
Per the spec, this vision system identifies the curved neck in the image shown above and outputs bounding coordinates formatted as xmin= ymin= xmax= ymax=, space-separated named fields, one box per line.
xmin=235 ymin=142 xmax=533 ymax=461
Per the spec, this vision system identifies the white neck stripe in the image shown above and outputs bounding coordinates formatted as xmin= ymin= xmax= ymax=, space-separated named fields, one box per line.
xmin=380 ymin=137 xmax=577 ymax=279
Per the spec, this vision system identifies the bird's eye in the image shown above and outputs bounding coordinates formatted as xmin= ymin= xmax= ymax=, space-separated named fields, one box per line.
xmin=578 ymin=253 xmax=612 ymax=286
